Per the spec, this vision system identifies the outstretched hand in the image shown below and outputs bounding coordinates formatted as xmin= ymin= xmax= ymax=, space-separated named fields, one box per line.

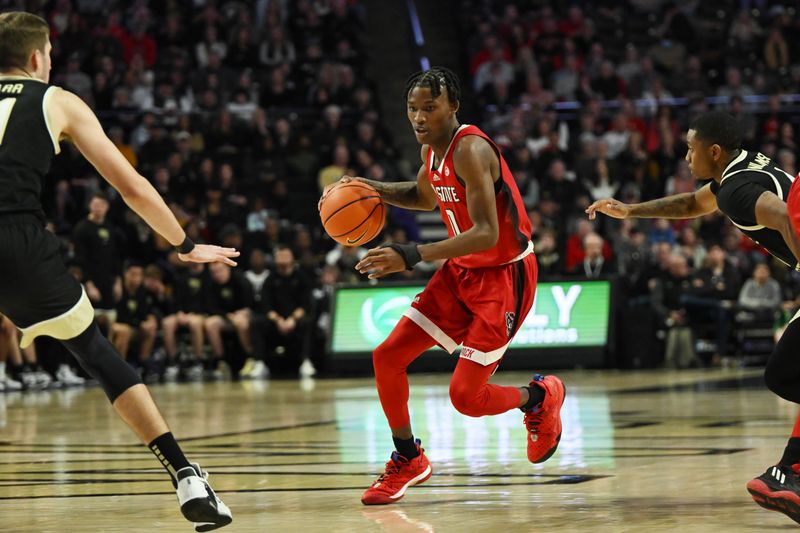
xmin=178 ymin=244 xmax=240 ymax=266
xmin=585 ymin=198 xmax=631 ymax=220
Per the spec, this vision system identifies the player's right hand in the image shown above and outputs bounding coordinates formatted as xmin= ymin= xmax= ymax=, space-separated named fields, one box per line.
xmin=178 ymin=244 xmax=240 ymax=266
xmin=318 ymin=175 xmax=360 ymax=210
xmin=586 ymin=198 xmax=631 ymax=220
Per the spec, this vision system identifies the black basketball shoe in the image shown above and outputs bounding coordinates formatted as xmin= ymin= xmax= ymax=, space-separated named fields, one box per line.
xmin=747 ymin=465 xmax=800 ymax=524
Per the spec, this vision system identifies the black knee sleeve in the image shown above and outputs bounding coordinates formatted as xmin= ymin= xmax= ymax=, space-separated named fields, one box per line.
xmin=60 ymin=321 xmax=142 ymax=403
xmin=765 ymin=317 xmax=800 ymax=403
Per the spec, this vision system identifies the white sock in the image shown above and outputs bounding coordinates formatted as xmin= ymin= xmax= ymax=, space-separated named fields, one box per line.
xmin=0 ymin=361 xmax=6 ymax=380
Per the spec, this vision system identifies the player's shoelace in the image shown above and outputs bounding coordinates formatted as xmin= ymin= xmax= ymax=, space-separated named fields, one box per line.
xmin=524 ymin=405 xmax=545 ymax=437
xmin=375 ymin=453 xmax=404 ymax=485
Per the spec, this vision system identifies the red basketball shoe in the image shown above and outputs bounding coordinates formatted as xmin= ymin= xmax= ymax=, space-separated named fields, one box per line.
xmin=361 ymin=440 xmax=432 ymax=505
xmin=747 ymin=465 xmax=800 ymax=524
xmin=524 ymin=374 xmax=566 ymax=463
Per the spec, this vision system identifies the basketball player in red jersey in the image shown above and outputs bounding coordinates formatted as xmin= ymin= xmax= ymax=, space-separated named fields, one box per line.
xmin=320 ymin=67 xmax=566 ymax=505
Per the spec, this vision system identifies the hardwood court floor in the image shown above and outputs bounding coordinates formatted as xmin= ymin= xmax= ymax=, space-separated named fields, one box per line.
xmin=0 ymin=368 xmax=797 ymax=532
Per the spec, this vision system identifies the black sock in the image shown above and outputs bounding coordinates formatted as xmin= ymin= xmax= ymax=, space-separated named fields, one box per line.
xmin=392 ymin=435 xmax=419 ymax=460
xmin=148 ymin=432 xmax=192 ymax=488
xmin=520 ymin=385 xmax=546 ymax=411
xmin=779 ymin=437 xmax=800 ymax=466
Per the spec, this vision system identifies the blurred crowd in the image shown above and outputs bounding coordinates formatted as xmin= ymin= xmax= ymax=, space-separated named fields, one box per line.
xmin=3 ymin=0 xmax=800 ymax=391
xmin=456 ymin=1 xmax=800 ymax=365
xmin=2 ymin=0 xmax=408 ymax=389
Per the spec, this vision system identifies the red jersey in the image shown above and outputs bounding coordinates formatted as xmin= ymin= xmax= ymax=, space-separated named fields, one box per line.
xmin=426 ymin=124 xmax=532 ymax=268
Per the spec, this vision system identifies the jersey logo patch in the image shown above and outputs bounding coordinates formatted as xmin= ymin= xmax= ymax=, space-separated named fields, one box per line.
xmin=444 ymin=165 xmax=450 ymax=177
xmin=505 ymin=312 xmax=516 ymax=337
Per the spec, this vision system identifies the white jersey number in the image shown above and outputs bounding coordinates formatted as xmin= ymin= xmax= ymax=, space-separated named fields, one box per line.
xmin=0 ymin=98 xmax=17 ymax=146
xmin=445 ymin=208 xmax=462 ymax=235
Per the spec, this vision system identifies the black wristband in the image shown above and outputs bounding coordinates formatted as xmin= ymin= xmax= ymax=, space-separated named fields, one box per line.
xmin=175 ymin=236 xmax=195 ymax=255
xmin=386 ymin=243 xmax=421 ymax=270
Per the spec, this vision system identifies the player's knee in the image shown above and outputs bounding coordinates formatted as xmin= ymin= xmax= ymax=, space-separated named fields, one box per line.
xmin=373 ymin=339 xmax=399 ymax=373
xmin=61 ymin=322 xmax=141 ymax=403
xmin=449 ymin=381 xmax=482 ymax=417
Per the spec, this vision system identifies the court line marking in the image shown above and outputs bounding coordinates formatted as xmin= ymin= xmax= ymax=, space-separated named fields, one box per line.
xmin=0 ymin=476 xmax=612 ymax=500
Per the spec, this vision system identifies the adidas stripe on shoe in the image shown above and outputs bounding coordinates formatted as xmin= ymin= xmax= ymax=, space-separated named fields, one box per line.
xmin=747 ymin=464 xmax=800 ymax=525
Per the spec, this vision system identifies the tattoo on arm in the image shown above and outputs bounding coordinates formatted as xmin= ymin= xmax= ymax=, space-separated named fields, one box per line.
xmin=629 ymin=193 xmax=699 ymax=219
xmin=356 ymin=179 xmax=423 ymax=210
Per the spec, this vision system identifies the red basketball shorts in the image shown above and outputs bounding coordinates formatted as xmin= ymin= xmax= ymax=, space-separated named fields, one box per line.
xmin=403 ymin=248 xmax=537 ymax=366
xmin=788 ymin=175 xmax=800 ymax=243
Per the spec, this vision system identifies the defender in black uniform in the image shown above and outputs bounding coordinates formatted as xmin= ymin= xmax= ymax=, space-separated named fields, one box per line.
xmin=0 ymin=12 xmax=236 ymax=530
xmin=587 ymin=111 xmax=800 ymax=524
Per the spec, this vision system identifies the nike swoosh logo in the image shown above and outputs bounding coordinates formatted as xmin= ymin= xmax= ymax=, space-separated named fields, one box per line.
xmin=347 ymin=227 xmax=369 ymax=244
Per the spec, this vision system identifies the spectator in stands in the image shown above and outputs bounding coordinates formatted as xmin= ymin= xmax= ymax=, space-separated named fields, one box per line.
xmin=161 ymin=263 xmax=208 ymax=382
xmin=247 ymin=246 xmax=314 ymax=379
xmin=535 ymin=228 xmax=561 ymax=278
xmin=664 ymin=160 xmax=695 ymax=196
xmin=729 ymin=10 xmax=762 ymax=54
xmin=764 ymin=27 xmax=789 ymax=72
xmin=675 ymin=226 xmax=707 ymax=270
xmin=571 ymin=232 xmax=616 ymax=279
xmin=540 ymin=159 xmax=581 ymax=211
xmin=718 ymin=67 xmax=755 ymax=99
xmin=617 ymin=45 xmax=643 ymax=94
xmin=738 ymin=263 xmax=782 ymax=320
xmin=203 ymin=262 xmax=254 ymax=379
xmin=602 ymin=113 xmax=631 ymax=159
xmin=72 ymin=192 xmax=122 ymax=329
xmin=649 ymin=218 xmax=677 ymax=246
xmin=196 ymin=25 xmax=227 ymax=67
xmin=592 ymin=60 xmax=625 ymax=100
xmin=110 ymin=262 xmax=158 ymax=369
xmin=650 ymin=254 xmax=698 ymax=368
xmin=225 ymin=26 xmax=258 ymax=69
xmin=728 ymin=95 xmax=757 ymax=140
xmin=245 ymin=249 xmax=270 ymax=299
xmin=551 ymin=53 xmax=580 ymax=100
xmin=615 ymin=226 xmax=651 ymax=295
xmin=683 ymin=245 xmax=741 ymax=359
xmin=777 ymin=149 xmax=797 ymax=176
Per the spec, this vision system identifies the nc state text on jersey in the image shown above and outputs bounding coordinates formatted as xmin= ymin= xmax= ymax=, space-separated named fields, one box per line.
xmin=434 ymin=186 xmax=460 ymax=203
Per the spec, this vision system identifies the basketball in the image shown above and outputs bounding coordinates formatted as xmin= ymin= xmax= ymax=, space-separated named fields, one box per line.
xmin=320 ymin=181 xmax=385 ymax=247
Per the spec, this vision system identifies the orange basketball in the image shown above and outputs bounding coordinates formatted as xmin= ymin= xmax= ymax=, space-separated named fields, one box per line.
xmin=319 ymin=181 xmax=385 ymax=246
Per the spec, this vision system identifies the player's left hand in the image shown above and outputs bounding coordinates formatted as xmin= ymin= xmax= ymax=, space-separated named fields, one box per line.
xmin=179 ymin=244 xmax=240 ymax=266
xmin=355 ymin=247 xmax=405 ymax=279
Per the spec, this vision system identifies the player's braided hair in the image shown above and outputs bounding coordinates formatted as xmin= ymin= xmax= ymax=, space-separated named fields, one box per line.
xmin=404 ymin=66 xmax=461 ymax=105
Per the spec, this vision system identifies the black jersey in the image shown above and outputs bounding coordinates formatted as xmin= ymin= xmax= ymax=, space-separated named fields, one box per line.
xmin=0 ymin=78 xmax=60 ymax=219
xmin=709 ymin=149 xmax=797 ymax=268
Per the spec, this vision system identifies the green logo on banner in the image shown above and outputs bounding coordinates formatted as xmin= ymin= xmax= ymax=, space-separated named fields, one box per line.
xmin=360 ymin=292 xmax=414 ymax=344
